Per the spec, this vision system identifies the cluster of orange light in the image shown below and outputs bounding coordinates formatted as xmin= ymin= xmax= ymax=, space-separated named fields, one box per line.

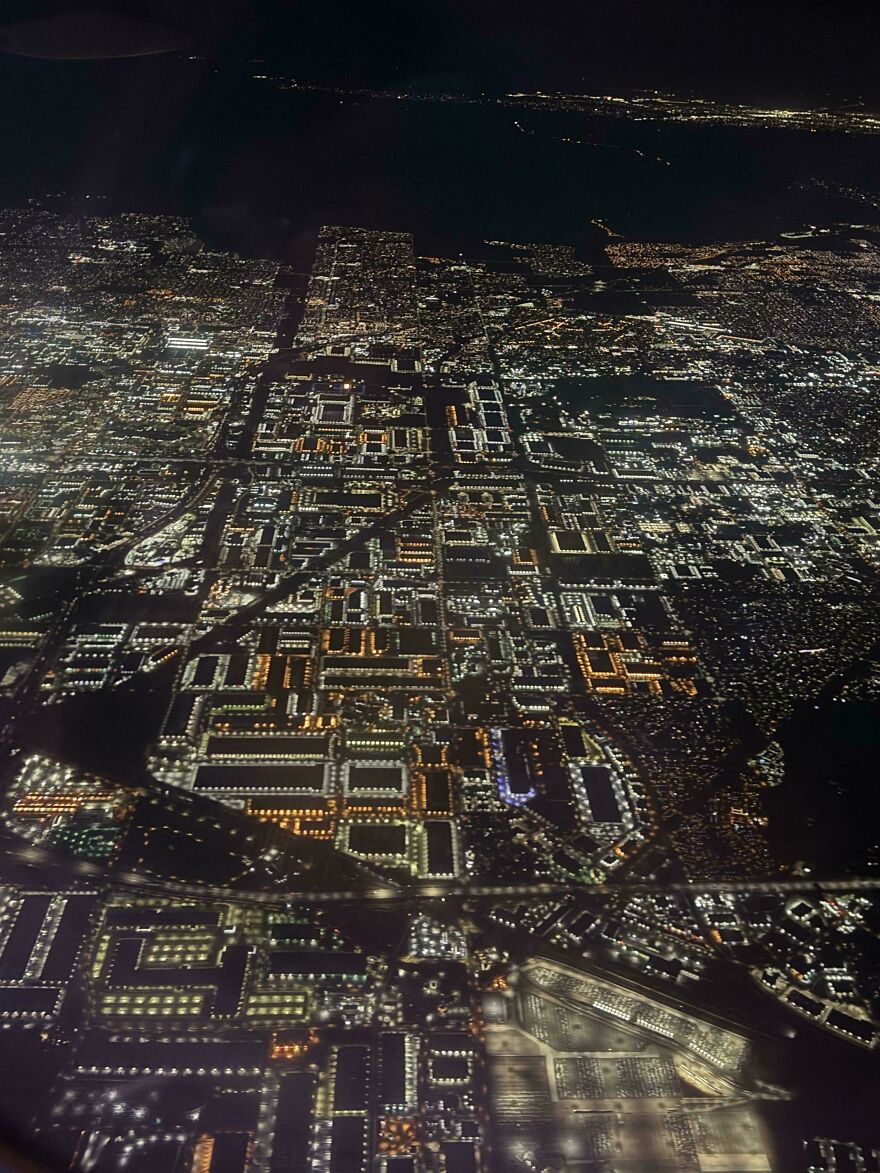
xmin=397 ymin=540 xmax=434 ymax=564
xmin=512 ymin=546 xmax=538 ymax=568
xmin=413 ymin=744 xmax=449 ymax=767
xmin=247 ymin=798 xmax=337 ymax=840
xmin=9 ymin=384 xmax=70 ymax=413
xmin=302 ymin=713 xmax=335 ymax=729
xmin=251 ymin=653 xmax=272 ymax=691
xmin=449 ymin=629 xmax=482 ymax=645
xmin=475 ymin=728 xmax=494 ymax=771
xmin=573 ymin=632 xmax=666 ymax=698
xmin=274 ymin=817 xmax=335 ymax=840
xmin=293 ymin=435 xmax=345 ymax=454
xmin=191 ymin=1136 xmax=215 ymax=1173
xmin=13 ymin=791 xmax=114 ymax=817
xmin=377 ymin=1117 xmax=417 ymax=1154
xmin=346 ymin=806 xmax=408 ymax=822
xmin=416 ymin=775 xmax=453 ymax=816
xmin=320 ymin=627 xmax=380 ymax=655
xmin=270 ymin=1027 xmax=318 ymax=1061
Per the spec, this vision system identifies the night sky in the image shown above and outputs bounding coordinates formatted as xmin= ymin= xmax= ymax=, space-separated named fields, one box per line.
xmin=3 ymin=0 xmax=880 ymax=99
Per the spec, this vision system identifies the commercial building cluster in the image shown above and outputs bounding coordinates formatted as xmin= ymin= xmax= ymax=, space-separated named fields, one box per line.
xmin=0 ymin=209 xmax=878 ymax=1169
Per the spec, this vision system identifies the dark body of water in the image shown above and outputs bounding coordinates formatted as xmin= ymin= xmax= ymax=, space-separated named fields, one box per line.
xmin=0 ymin=56 xmax=878 ymax=258
xmin=769 ymin=696 xmax=880 ymax=875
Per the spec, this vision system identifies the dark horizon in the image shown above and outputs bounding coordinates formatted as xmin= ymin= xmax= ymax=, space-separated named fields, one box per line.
xmin=4 ymin=0 xmax=880 ymax=104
